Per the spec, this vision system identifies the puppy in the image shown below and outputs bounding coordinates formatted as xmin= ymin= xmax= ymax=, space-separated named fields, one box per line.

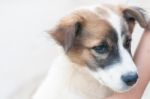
xmin=32 ymin=4 xmax=148 ymax=99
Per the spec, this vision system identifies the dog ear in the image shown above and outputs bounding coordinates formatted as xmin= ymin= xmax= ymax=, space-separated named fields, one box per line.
xmin=123 ymin=6 xmax=148 ymax=33
xmin=49 ymin=15 xmax=83 ymax=52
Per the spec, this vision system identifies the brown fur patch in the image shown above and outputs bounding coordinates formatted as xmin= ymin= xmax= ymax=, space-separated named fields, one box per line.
xmin=50 ymin=5 xmax=147 ymax=68
xmin=98 ymin=5 xmax=147 ymax=33
xmin=65 ymin=10 xmax=118 ymax=67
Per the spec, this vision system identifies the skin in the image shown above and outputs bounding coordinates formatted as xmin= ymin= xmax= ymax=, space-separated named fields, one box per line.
xmin=107 ymin=28 xmax=150 ymax=99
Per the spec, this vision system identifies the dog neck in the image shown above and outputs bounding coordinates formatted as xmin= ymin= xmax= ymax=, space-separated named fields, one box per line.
xmin=33 ymin=54 xmax=113 ymax=99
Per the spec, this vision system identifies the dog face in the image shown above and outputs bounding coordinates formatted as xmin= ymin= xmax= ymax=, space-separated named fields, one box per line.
xmin=50 ymin=5 xmax=147 ymax=92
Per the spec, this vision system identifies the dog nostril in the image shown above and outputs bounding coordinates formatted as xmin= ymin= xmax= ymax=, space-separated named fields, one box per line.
xmin=121 ymin=73 xmax=138 ymax=86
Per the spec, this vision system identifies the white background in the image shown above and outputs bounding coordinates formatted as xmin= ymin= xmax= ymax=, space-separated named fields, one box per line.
xmin=0 ymin=0 xmax=149 ymax=99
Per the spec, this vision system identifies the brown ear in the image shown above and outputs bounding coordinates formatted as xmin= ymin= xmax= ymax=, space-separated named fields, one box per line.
xmin=49 ymin=15 xmax=83 ymax=52
xmin=123 ymin=6 xmax=148 ymax=32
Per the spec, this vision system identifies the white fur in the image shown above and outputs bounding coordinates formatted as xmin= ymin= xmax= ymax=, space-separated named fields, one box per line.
xmin=32 ymin=54 xmax=112 ymax=99
xmin=89 ymin=6 xmax=138 ymax=92
xmin=32 ymin=6 xmax=138 ymax=99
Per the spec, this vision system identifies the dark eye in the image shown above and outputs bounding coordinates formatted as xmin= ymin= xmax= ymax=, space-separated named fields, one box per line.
xmin=124 ymin=38 xmax=131 ymax=48
xmin=93 ymin=42 xmax=109 ymax=54
xmin=126 ymin=17 xmax=135 ymax=23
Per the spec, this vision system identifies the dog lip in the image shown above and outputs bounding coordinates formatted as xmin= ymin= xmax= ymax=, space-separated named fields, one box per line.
xmin=110 ymin=85 xmax=130 ymax=93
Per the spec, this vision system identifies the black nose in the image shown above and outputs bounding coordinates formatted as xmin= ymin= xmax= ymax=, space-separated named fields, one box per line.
xmin=121 ymin=73 xmax=138 ymax=86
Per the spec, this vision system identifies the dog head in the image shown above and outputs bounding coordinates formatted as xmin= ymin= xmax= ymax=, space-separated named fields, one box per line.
xmin=50 ymin=5 xmax=148 ymax=92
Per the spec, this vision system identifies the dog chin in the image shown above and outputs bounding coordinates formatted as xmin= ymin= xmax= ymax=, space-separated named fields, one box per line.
xmin=96 ymin=79 xmax=128 ymax=92
xmin=109 ymin=85 xmax=136 ymax=93
xmin=97 ymin=80 xmax=136 ymax=93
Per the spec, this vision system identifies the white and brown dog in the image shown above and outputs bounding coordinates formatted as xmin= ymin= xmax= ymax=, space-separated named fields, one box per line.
xmin=32 ymin=4 xmax=148 ymax=99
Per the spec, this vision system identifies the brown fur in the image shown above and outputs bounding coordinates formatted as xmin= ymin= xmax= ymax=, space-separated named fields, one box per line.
xmin=50 ymin=5 xmax=148 ymax=67
xmin=121 ymin=6 xmax=147 ymax=33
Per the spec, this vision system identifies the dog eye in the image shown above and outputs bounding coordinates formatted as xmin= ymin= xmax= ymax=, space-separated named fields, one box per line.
xmin=124 ymin=39 xmax=131 ymax=48
xmin=93 ymin=42 xmax=109 ymax=54
xmin=126 ymin=17 xmax=135 ymax=23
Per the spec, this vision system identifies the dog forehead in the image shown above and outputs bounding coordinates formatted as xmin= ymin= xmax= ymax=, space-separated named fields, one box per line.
xmin=95 ymin=5 xmax=123 ymax=34
xmin=77 ymin=6 xmax=123 ymax=34
xmin=74 ymin=7 xmax=122 ymax=46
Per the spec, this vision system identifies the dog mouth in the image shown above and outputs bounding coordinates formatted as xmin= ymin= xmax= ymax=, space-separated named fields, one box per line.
xmin=98 ymin=79 xmax=138 ymax=93
xmin=113 ymin=82 xmax=138 ymax=93
xmin=92 ymin=71 xmax=139 ymax=93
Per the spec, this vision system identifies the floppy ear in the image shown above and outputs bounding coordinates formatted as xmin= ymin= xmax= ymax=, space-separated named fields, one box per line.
xmin=49 ymin=15 xmax=83 ymax=52
xmin=123 ymin=6 xmax=148 ymax=33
